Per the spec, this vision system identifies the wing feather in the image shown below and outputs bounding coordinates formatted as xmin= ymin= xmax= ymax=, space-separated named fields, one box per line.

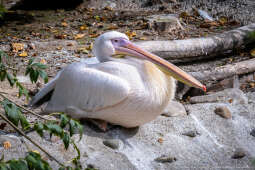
xmin=45 ymin=62 xmax=130 ymax=113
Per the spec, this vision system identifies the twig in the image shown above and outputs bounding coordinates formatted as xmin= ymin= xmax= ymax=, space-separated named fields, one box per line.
xmin=0 ymin=112 xmax=65 ymax=167
xmin=0 ymin=92 xmax=52 ymax=121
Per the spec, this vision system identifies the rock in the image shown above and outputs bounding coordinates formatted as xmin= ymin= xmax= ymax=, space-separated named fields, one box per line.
xmin=145 ymin=14 xmax=183 ymax=33
xmin=190 ymin=88 xmax=248 ymax=105
xmin=2 ymin=92 xmax=255 ymax=169
xmin=182 ymin=130 xmax=200 ymax=137
xmin=16 ymin=75 xmax=31 ymax=84
xmin=154 ymin=155 xmax=177 ymax=163
xmin=250 ymin=129 xmax=255 ymax=137
xmin=214 ymin=106 xmax=232 ymax=119
xmin=103 ymin=139 xmax=121 ymax=150
xmin=231 ymin=148 xmax=246 ymax=159
xmin=0 ymin=134 xmax=27 ymax=161
xmin=162 ymin=101 xmax=187 ymax=117
xmin=31 ymin=40 xmax=78 ymax=52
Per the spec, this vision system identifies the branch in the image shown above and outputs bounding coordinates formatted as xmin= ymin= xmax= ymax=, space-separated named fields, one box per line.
xmin=136 ymin=23 xmax=255 ymax=63
xmin=0 ymin=92 xmax=52 ymax=121
xmin=0 ymin=112 xmax=64 ymax=167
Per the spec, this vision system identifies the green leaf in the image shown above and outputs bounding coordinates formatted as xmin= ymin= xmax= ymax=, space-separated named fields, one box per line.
xmin=34 ymin=123 xmax=44 ymax=137
xmin=6 ymin=73 xmax=15 ymax=87
xmin=60 ymin=114 xmax=69 ymax=128
xmin=25 ymin=67 xmax=31 ymax=76
xmin=28 ymin=58 xmax=34 ymax=65
xmin=0 ymin=163 xmax=9 ymax=170
xmin=75 ymin=122 xmax=83 ymax=141
xmin=0 ymin=70 xmax=6 ymax=81
xmin=8 ymin=160 xmax=28 ymax=170
xmin=69 ymin=119 xmax=76 ymax=137
xmin=0 ymin=155 xmax=4 ymax=162
xmin=63 ymin=132 xmax=70 ymax=149
xmin=19 ymin=113 xmax=30 ymax=130
xmin=45 ymin=123 xmax=63 ymax=137
xmin=1 ymin=99 xmax=30 ymax=130
xmin=38 ymin=70 xmax=48 ymax=83
xmin=16 ymin=82 xmax=29 ymax=99
xmin=29 ymin=69 xmax=39 ymax=83
xmin=25 ymin=152 xmax=51 ymax=170
xmin=31 ymin=63 xmax=47 ymax=69
xmin=2 ymin=100 xmax=20 ymax=126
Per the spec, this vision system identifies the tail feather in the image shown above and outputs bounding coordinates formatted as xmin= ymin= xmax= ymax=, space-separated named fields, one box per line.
xmin=29 ymin=71 xmax=61 ymax=107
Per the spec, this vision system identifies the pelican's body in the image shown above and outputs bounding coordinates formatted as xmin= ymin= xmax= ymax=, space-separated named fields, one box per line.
xmin=30 ymin=31 xmax=205 ymax=128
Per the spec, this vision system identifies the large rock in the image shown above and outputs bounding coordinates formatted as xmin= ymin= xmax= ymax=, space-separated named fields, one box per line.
xmin=1 ymin=92 xmax=255 ymax=169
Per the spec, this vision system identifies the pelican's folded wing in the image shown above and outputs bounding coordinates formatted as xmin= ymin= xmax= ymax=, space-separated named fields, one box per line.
xmin=45 ymin=62 xmax=130 ymax=113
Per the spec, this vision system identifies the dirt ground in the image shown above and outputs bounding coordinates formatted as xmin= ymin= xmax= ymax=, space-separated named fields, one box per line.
xmin=0 ymin=0 xmax=254 ymax=129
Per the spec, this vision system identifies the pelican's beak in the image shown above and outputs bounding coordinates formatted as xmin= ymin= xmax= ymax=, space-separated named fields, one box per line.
xmin=115 ymin=41 xmax=206 ymax=92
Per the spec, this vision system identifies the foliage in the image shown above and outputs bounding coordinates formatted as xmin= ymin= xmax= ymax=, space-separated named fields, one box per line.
xmin=0 ymin=152 xmax=51 ymax=170
xmin=25 ymin=58 xmax=48 ymax=84
xmin=1 ymin=99 xmax=30 ymax=130
xmin=0 ymin=50 xmax=84 ymax=169
xmin=0 ymin=3 xmax=6 ymax=18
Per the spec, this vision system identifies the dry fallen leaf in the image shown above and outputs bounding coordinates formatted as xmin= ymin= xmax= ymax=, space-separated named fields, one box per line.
xmin=126 ymin=31 xmax=136 ymax=39
xmin=74 ymin=33 xmax=85 ymax=39
xmin=61 ymin=22 xmax=68 ymax=27
xmin=218 ymin=16 xmax=228 ymax=25
xmin=158 ymin=138 xmax=163 ymax=144
xmin=32 ymin=150 xmax=40 ymax=154
xmin=250 ymin=48 xmax=255 ymax=57
xmin=87 ymin=43 xmax=93 ymax=51
xmin=94 ymin=15 xmax=101 ymax=21
xmin=12 ymin=43 xmax=24 ymax=52
xmin=80 ymin=25 xmax=88 ymax=31
xmin=77 ymin=47 xmax=89 ymax=54
xmin=40 ymin=58 xmax=47 ymax=64
xmin=56 ymin=46 xmax=63 ymax=50
xmin=249 ymin=82 xmax=255 ymax=88
xmin=3 ymin=141 xmax=11 ymax=149
xmin=89 ymin=33 xmax=99 ymax=38
xmin=104 ymin=6 xmax=113 ymax=11
xmin=107 ymin=24 xmax=118 ymax=30
xmin=139 ymin=37 xmax=147 ymax=40
xmin=55 ymin=34 xmax=67 ymax=39
xmin=19 ymin=51 xmax=28 ymax=57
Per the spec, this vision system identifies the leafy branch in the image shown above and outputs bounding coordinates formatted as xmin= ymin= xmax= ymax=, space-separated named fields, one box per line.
xmin=25 ymin=58 xmax=48 ymax=84
xmin=0 ymin=151 xmax=51 ymax=170
xmin=0 ymin=51 xmax=84 ymax=169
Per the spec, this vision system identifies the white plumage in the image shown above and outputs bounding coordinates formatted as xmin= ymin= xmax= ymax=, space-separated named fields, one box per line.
xmin=30 ymin=31 xmax=205 ymax=128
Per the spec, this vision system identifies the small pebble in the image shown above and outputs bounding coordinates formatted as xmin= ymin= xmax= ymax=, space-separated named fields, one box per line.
xmin=155 ymin=155 xmax=177 ymax=163
xmin=182 ymin=130 xmax=200 ymax=137
xmin=214 ymin=106 xmax=232 ymax=119
xmin=250 ymin=129 xmax=255 ymax=137
xmin=231 ymin=148 xmax=246 ymax=159
xmin=103 ymin=139 xmax=121 ymax=150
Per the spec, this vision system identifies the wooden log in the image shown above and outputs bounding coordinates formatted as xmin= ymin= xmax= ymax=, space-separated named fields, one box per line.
xmin=190 ymin=58 xmax=255 ymax=83
xmin=135 ymin=23 xmax=255 ymax=63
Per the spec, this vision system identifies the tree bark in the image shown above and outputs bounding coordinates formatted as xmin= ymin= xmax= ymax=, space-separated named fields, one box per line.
xmin=136 ymin=23 xmax=255 ymax=63
xmin=190 ymin=58 xmax=255 ymax=83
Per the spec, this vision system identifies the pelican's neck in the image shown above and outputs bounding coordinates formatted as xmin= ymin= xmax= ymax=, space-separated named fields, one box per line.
xmin=96 ymin=55 xmax=112 ymax=62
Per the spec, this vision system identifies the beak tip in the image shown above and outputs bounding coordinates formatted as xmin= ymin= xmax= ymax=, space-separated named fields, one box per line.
xmin=202 ymin=85 xmax=207 ymax=92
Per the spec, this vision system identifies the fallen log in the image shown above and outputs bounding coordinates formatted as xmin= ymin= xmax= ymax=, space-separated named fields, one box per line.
xmin=190 ymin=58 xmax=255 ymax=83
xmin=176 ymin=58 xmax=255 ymax=99
xmin=136 ymin=23 xmax=255 ymax=63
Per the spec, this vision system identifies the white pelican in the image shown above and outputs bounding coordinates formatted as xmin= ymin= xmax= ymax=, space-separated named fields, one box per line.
xmin=29 ymin=31 xmax=206 ymax=129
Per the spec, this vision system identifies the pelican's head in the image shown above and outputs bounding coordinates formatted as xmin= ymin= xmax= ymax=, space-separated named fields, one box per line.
xmin=93 ymin=31 xmax=206 ymax=91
